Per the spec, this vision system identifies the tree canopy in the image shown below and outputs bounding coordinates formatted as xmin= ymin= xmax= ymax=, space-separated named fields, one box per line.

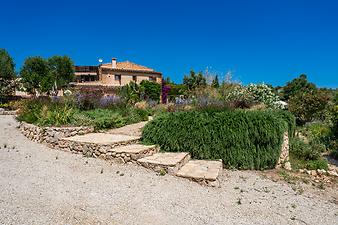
xmin=0 ymin=49 xmax=15 ymax=80
xmin=0 ymin=49 xmax=16 ymax=96
xmin=20 ymin=55 xmax=74 ymax=95
xmin=212 ymin=75 xmax=220 ymax=88
xmin=20 ymin=56 xmax=48 ymax=95
xmin=281 ymin=74 xmax=316 ymax=101
xmin=183 ymin=70 xmax=206 ymax=90
xmin=45 ymin=56 xmax=74 ymax=95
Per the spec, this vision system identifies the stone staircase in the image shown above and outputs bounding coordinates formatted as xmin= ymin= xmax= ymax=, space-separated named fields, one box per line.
xmin=60 ymin=132 xmax=222 ymax=186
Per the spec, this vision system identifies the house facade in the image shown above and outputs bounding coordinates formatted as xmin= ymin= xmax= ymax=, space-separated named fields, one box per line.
xmin=74 ymin=58 xmax=162 ymax=87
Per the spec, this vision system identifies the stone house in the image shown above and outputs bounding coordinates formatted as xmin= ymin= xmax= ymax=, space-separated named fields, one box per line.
xmin=74 ymin=58 xmax=162 ymax=87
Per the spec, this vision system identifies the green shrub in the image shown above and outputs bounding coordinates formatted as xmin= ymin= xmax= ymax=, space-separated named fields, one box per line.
xmin=331 ymin=149 xmax=338 ymax=160
xmin=140 ymin=80 xmax=161 ymax=102
xmin=16 ymin=98 xmax=46 ymax=124
xmin=289 ymin=137 xmax=329 ymax=170
xmin=305 ymin=159 xmax=329 ymax=170
xmin=290 ymin=157 xmax=328 ymax=171
xmin=288 ymin=91 xmax=328 ymax=125
xmin=38 ymin=104 xmax=77 ymax=126
xmin=142 ymin=110 xmax=295 ymax=170
xmin=83 ymin=109 xmax=126 ymax=130
xmin=290 ymin=138 xmax=321 ymax=160
xmin=0 ymin=103 xmax=9 ymax=109
xmin=304 ymin=123 xmax=333 ymax=148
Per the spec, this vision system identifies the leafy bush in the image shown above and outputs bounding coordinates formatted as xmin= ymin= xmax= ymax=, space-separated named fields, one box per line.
xmin=300 ymin=123 xmax=333 ymax=149
xmin=142 ymin=110 xmax=295 ymax=170
xmin=289 ymin=138 xmax=321 ymax=160
xmin=16 ymin=98 xmax=46 ymax=124
xmin=38 ymin=104 xmax=77 ymax=126
xmin=83 ymin=109 xmax=126 ymax=130
xmin=290 ymin=157 xmax=329 ymax=170
xmin=305 ymin=159 xmax=329 ymax=170
xmin=140 ymin=80 xmax=161 ymax=102
xmin=120 ymin=82 xmax=143 ymax=104
xmin=289 ymin=137 xmax=328 ymax=170
xmin=288 ymin=91 xmax=328 ymax=125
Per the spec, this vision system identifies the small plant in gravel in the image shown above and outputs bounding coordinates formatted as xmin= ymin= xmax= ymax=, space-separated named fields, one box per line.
xmin=236 ymin=198 xmax=242 ymax=205
xmin=159 ymin=169 xmax=166 ymax=176
xmin=317 ymin=182 xmax=325 ymax=190
xmin=278 ymin=170 xmax=298 ymax=185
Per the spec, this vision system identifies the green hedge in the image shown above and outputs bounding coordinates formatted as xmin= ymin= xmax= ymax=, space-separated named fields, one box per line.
xmin=142 ymin=110 xmax=295 ymax=170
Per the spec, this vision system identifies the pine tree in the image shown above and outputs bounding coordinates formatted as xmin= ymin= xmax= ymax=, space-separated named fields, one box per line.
xmin=212 ymin=75 xmax=220 ymax=88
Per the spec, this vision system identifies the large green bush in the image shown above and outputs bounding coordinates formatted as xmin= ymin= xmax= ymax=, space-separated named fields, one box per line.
xmin=142 ymin=110 xmax=295 ymax=170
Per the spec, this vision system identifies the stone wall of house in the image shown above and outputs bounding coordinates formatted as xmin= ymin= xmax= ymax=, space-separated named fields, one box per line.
xmin=276 ymin=132 xmax=290 ymax=170
xmin=19 ymin=122 xmax=94 ymax=148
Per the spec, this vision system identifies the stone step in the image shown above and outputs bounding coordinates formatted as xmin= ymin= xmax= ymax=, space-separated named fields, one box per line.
xmin=137 ymin=152 xmax=190 ymax=174
xmin=109 ymin=144 xmax=159 ymax=162
xmin=61 ymin=133 xmax=140 ymax=145
xmin=176 ymin=160 xmax=223 ymax=186
xmin=58 ymin=133 xmax=140 ymax=156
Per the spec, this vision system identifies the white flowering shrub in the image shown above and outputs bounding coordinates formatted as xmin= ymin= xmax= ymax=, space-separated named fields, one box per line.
xmin=245 ymin=83 xmax=283 ymax=109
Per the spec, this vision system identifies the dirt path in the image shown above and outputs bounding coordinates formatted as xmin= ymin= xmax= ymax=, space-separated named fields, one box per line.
xmin=0 ymin=115 xmax=337 ymax=225
xmin=106 ymin=121 xmax=148 ymax=137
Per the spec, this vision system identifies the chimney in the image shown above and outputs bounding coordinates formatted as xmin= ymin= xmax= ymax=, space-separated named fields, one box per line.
xmin=111 ymin=58 xmax=117 ymax=69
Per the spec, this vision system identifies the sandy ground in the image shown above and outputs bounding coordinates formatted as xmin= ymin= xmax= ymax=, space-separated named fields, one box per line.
xmin=0 ymin=115 xmax=337 ymax=225
xmin=106 ymin=121 xmax=147 ymax=137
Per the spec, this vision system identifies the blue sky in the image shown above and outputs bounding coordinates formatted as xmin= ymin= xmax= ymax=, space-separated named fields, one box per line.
xmin=1 ymin=0 xmax=337 ymax=87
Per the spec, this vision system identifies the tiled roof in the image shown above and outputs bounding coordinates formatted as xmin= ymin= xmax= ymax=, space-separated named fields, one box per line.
xmin=101 ymin=61 xmax=155 ymax=72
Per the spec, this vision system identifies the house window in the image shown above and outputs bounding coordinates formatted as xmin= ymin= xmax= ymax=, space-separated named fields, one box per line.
xmin=149 ymin=76 xmax=156 ymax=82
xmin=132 ymin=76 xmax=137 ymax=82
xmin=115 ymin=75 xmax=121 ymax=81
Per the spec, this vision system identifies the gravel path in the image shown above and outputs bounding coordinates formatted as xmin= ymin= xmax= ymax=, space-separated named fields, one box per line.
xmin=0 ymin=115 xmax=337 ymax=225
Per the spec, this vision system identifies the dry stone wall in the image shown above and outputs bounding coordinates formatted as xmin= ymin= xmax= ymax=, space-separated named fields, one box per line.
xmin=0 ymin=109 xmax=16 ymax=115
xmin=57 ymin=139 xmax=158 ymax=163
xmin=276 ymin=132 xmax=290 ymax=169
xmin=19 ymin=121 xmax=94 ymax=148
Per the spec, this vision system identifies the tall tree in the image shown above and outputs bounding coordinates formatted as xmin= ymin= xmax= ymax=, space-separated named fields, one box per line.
xmin=45 ymin=56 xmax=74 ymax=95
xmin=281 ymin=74 xmax=316 ymax=101
xmin=183 ymin=70 xmax=206 ymax=90
xmin=288 ymin=91 xmax=328 ymax=125
xmin=0 ymin=49 xmax=16 ymax=96
xmin=20 ymin=56 xmax=48 ymax=95
xmin=211 ymin=75 xmax=220 ymax=88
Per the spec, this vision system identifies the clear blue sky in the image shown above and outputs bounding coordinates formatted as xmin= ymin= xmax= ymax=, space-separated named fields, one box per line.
xmin=1 ymin=0 xmax=337 ymax=87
